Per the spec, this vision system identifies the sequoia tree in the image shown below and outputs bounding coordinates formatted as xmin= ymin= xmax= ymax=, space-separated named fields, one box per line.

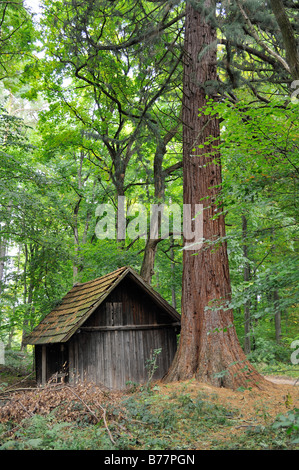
xmin=164 ymin=1 xmax=265 ymax=389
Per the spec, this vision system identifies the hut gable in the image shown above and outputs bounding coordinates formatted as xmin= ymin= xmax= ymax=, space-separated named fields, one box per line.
xmin=24 ymin=266 xmax=180 ymax=346
xmin=24 ymin=267 xmax=181 ymax=389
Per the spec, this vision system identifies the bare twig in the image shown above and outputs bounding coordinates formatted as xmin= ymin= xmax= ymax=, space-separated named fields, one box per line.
xmin=93 ymin=399 xmax=116 ymax=444
xmin=65 ymin=386 xmax=99 ymax=423
xmin=16 ymin=399 xmax=35 ymax=418
xmin=0 ymin=371 xmax=35 ymax=393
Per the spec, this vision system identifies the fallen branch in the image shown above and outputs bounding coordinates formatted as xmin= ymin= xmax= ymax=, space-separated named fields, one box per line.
xmin=0 ymin=380 xmax=66 ymax=397
xmin=0 ymin=387 xmax=37 ymax=396
xmin=0 ymin=371 xmax=35 ymax=394
xmin=65 ymin=385 xmax=99 ymax=424
xmin=235 ymin=424 xmax=259 ymax=429
xmin=16 ymin=399 xmax=35 ymax=419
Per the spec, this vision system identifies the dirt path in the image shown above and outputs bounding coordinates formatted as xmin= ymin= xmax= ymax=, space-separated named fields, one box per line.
xmin=264 ymin=375 xmax=299 ymax=386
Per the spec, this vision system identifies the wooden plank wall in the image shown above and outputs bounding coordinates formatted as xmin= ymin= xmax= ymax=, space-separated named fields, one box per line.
xmin=68 ymin=278 xmax=178 ymax=389
xmin=68 ymin=327 xmax=177 ymax=389
xmin=85 ymin=277 xmax=175 ymax=327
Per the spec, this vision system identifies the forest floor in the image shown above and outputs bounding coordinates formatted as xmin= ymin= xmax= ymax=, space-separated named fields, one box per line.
xmin=0 ymin=367 xmax=298 ymax=450
xmin=157 ymin=375 xmax=299 ymax=449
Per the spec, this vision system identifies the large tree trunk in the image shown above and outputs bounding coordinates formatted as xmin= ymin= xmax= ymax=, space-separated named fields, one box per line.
xmin=164 ymin=1 xmax=266 ymax=389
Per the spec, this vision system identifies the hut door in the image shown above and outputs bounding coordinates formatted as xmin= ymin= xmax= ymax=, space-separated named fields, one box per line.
xmin=47 ymin=344 xmax=68 ymax=383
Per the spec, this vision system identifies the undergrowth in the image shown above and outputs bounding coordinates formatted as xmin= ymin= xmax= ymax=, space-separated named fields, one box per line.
xmin=0 ymin=384 xmax=298 ymax=450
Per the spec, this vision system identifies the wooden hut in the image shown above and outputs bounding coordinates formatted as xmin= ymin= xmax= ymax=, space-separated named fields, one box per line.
xmin=24 ymin=266 xmax=181 ymax=389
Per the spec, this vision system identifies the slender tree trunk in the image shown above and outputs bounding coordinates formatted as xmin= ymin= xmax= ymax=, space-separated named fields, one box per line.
xmin=21 ymin=244 xmax=35 ymax=351
xmin=273 ymin=290 xmax=282 ymax=344
xmin=140 ymin=238 xmax=159 ymax=283
xmin=164 ymin=1 xmax=265 ymax=389
xmin=0 ymin=203 xmax=12 ymax=295
xmin=72 ymin=150 xmax=96 ymax=284
xmin=0 ymin=237 xmax=7 ymax=295
xmin=140 ymin=136 xmax=165 ymax=283
xmin=270 ymin=231 xmax=282 ymax=344
xmin=170 ymin=238 xmax=177 ymax=309
xmin=242 ymin=215 xmax=251 ymax=355
xmin=21 ymin=280 xmax=34 ymax=351
xmin=140 ymin=123 xmax=179 ymax=283
xmin=73 ymin=199 xmax=81 ymax=285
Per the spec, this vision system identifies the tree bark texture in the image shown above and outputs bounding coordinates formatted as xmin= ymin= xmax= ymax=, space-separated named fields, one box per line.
xmin=164 ymin=1 xmax=265 ymax=389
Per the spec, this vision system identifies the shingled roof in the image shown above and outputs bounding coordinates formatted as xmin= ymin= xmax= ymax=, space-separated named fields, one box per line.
xmin=24 ymin=266 xmax=180 ymax=345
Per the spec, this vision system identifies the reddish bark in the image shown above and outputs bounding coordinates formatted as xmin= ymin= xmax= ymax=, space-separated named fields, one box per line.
xmin=164 ymin=1 xmax=266 ymax=389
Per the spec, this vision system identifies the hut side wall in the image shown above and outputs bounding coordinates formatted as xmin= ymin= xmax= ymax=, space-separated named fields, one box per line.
xmin=68 ymin=327 xmax=177 ymax=389
xmin=68 ymin=278 xmax=178 ymax=389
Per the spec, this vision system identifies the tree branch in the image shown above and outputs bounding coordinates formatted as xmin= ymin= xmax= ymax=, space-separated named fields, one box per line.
xmin=270 ymin=0 xmax=299 ymax=79
xmin=236 ymin=0 xmax=291 ymax=74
